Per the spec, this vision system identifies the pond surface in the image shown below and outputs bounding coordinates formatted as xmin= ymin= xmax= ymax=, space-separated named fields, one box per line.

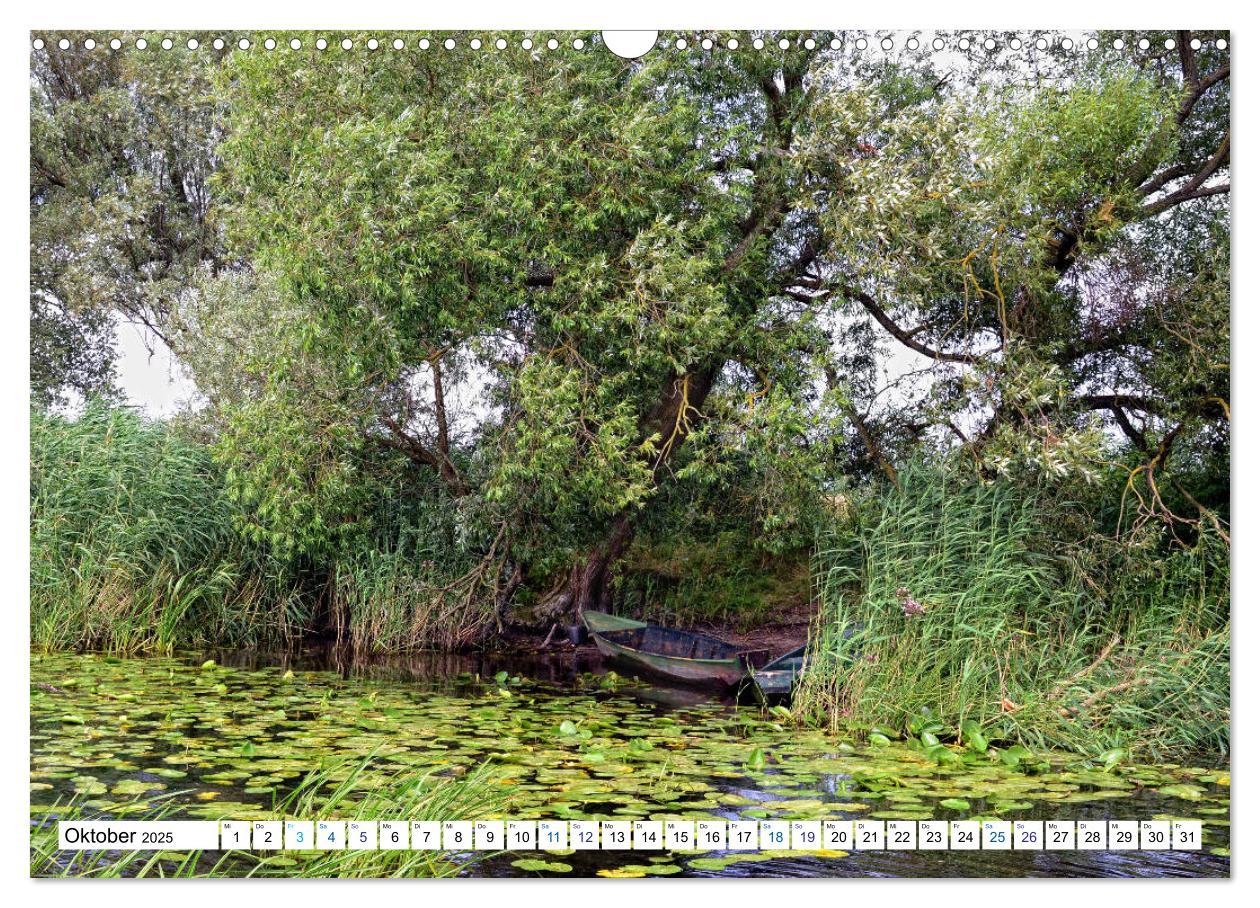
xmin=30 ymin=648 xmax=1230 ymax=878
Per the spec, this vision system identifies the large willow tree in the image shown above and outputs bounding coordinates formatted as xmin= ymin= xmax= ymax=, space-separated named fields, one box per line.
xmin=192 ymin=30 xmax=1227 ymax=624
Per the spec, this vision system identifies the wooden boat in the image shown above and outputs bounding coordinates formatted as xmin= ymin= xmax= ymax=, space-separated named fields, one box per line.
xmin=581 ymin=611 xmax=753 ymax=687
xmin=750 ymin=645 xmax=807 ymax=700
xmin=749 ymin=622 xmax=862 ymax=701
xmin=581 ymin=611 xmax=649 ymax=635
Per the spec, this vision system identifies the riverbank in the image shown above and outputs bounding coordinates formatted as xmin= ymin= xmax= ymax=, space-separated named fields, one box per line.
xmin=520 ymin=597 xmax=816 ymax=667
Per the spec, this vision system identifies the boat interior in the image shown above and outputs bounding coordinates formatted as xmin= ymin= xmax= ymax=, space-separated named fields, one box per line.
xmin=600 ymin=625 xmax=742 ymax=660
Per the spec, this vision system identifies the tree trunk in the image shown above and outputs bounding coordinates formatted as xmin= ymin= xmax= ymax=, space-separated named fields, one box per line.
xmin=535 ymin=514 xmax=636 ymax=622
xmin=533 ymin=360 xmax=723 ymax=626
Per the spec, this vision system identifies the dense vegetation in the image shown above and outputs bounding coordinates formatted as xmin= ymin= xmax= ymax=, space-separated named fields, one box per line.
xmin=31 ymin=30 xmax=1229 ymax=757
xmin=795 ymin=466 xmax=1228 ymax=760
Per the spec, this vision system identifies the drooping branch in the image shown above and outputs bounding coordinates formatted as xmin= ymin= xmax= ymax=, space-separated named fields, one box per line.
xmin=821 ymin=364 xmax=898 ymax=485
xmin=792 ymin=278 xmax=1000 ymax=364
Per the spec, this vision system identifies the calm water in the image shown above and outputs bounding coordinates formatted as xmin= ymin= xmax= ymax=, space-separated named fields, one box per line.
xmin=30 ymin=647 xmax=1230 ymax=878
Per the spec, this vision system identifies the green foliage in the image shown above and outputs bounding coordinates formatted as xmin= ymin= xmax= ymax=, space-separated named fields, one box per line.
xmin=30 ymin=31 xmax=229 ymax=407
xmin=484 ymin=356 xmax=658 ymax=548
xmin=795 ymin=466 xmax=1229 ymax=759
xmin=618 ymin=533 xmax=810 ymax=631
xmin=201 ymin=34 xmax=870 ymax=573
xmin=29 ymin=404 xmax=304 ymax=652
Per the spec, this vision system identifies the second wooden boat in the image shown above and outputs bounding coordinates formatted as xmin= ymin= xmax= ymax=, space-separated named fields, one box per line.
xmin=581 ymin=611 xmax=752 ymax=687
xmin=750 ymin=644 xmax=807 ymax=699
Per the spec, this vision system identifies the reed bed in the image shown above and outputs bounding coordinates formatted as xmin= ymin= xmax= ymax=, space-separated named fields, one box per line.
xmin=30 ymin=404 xmax=497 ymax=653
xmin=793 ymin=466 xmax=1229 ymax=760
xmin=30 ymin=404 xmax=304 ymax=653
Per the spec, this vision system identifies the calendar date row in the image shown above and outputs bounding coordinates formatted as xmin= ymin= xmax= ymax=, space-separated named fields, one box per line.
xmin=61 ymin=819 xmax=1202 ymax=853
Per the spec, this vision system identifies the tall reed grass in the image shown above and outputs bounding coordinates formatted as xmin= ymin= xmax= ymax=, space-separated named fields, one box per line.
xmin=31 ymin=404 xmax=498 ymax=654
xmin=794 ymin=466 xmax=1229 ymax=760
xmin=30 ymin=404 xmax=304 ymax=653
xmin=334 ymin=548 xmax=498 ymax=653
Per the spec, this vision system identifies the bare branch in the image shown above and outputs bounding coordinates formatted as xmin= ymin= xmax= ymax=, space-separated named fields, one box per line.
xmin=1141 ymin=182 xmax=1230 ymax=218
xmin=376 ymin=414 xmax=468 ymax=496
xmin=1177 ymin=61 xmax=1229 ymax=125
xmin=846 ymin=288 xmax=997 ymax=364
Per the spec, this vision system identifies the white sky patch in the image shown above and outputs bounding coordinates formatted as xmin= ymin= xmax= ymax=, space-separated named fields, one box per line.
xmin=113 ymin=320 xmax=198 ymax=418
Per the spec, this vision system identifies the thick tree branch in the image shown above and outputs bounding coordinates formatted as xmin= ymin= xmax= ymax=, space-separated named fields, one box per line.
xmin=1109 ymin=404 xmax=1151 ymax=453
xmin=1137 ymin=162 xmax=1195 ymax=196
xmin=845 ymin=400 xmax=899 ymax=486
xmin=1141 ymin=181 xmax=1230 ymax=218
xmin=1139 ymin=129 xmax=1230 ymax=215
xmin=431 ymin=358 xmax=452 ymax=460
xmin=429 ymin=357 xmax=469 ymax=496
xmin=846 ymin=288 xmax=996 ymax=364
xmin=1177 ymin=60 xmax=1229 ymax=125
xmin=1077 ymin=393 xmax=1164 ymax=415
xmin=1176 ymin=31 xmax=1200 ymax=93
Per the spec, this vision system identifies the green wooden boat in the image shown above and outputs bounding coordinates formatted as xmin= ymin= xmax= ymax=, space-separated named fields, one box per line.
xmin=581 ymin=611 xmax=649 ymax=634
xmin=581 ymin=611 xmax=753 ymax=687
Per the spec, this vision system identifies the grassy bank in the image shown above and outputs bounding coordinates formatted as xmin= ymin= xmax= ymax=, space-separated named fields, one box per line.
xmin=793 ymin=468 xmax=1229 ymax=761
xmin=30 ymin=405 xmax=495 ymax=654
xmin=30 ymin=405 xmax=307 ymax=653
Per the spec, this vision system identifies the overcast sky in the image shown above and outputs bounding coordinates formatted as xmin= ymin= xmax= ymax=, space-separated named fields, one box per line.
xmin=113 ymin=321 xmax=196 ymax=417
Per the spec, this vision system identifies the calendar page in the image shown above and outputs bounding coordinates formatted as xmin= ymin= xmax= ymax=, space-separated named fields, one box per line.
xmin=26 ymin=10 xmax=1231 ymax=886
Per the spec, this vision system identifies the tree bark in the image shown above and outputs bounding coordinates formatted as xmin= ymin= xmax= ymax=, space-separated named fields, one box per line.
xmin=843 ymin=400 xmax=899 ymax=487
xmin=429 ymin=358 xmax=469 ymax=496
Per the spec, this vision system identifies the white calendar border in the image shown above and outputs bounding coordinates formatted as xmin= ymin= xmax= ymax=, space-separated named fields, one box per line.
xmin=6 ymin=1 xmax=1243 ymax=905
